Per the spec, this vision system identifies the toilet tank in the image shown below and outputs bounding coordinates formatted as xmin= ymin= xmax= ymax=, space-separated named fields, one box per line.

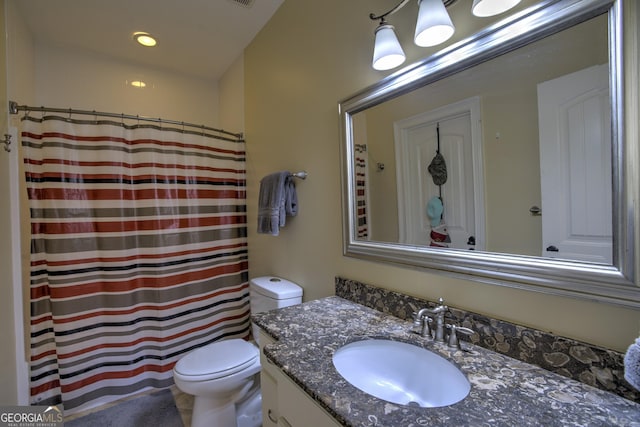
xmin=250 ymin=276 xmax=302 ymax=342
xmin=250 ymin=276 xmax=303 ymax=313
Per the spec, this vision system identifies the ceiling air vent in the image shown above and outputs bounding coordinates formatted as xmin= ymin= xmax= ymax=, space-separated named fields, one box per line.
xmin=229 ymin=0 xmax=255 ymax=8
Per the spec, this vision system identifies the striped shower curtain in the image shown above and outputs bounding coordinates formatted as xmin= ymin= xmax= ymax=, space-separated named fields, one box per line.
xmin=354 ymin=144 xmax=369 ymax=239
xmin=21 ymin=114 xmax=249 ymax=413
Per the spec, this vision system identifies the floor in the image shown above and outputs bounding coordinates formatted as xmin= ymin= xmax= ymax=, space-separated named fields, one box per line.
xmin=172 ymin=387 xmax=195 ymax=427
xmin=64 ymin=386 xmax=194 ymax=427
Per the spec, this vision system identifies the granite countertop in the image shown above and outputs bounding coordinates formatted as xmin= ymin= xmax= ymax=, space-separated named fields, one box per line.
xmin=251 ymin=296 xmax=640 ymax=427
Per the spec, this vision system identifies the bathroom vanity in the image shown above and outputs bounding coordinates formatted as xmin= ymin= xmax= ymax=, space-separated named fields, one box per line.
xmin=253 ymin=297 xmax=640 ymax=426
xmin=258 ymin=329 xmax=341 ymax=427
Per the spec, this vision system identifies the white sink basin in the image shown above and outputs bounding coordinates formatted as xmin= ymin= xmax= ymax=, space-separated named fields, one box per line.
xmin=332 ymin=339 xmax=470 ymax=408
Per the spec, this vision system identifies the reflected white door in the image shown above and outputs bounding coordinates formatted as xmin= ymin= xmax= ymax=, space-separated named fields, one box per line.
xmin=537 ymin=64 xmax=612 ymax=263
xmin=395 ymin=97 xmax=485 ymax=250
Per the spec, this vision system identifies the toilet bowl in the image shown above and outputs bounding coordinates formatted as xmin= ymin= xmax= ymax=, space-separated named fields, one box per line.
xmin=173 ymin=276 xmax=302 ymax=427
xmin=173 ymin=339 xmax=261 ymax=427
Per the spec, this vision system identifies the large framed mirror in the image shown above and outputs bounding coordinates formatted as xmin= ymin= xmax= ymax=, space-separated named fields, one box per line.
xmin=339 ymin=0 xmax=639 ymax=307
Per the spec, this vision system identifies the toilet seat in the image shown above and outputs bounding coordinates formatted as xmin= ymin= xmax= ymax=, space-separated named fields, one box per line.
xmin=174 ymin=339 xmax=258 ymax=381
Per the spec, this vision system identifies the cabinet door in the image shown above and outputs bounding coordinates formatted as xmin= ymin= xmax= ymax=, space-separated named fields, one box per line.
xmin=260 ymin=360 xmax=279 ymax=427
xmin=277 ymin=372 xmax=341 ymax=427
xmin=259 ymin=329 xmax=279 ymax=426
xmin=257 ymin=328 xmax=341 ymax=427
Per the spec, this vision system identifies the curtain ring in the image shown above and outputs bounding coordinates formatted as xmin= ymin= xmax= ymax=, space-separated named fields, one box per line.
xmin=93 ymin=110 xmax=97 ymax=124
xmin=67 ymin=108 xmax=72 ymax=122
xmin=201 ymin=124 xmax=205 ymax=136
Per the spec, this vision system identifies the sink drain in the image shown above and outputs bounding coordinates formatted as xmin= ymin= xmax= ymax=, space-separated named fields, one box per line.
xmin=407 ymin=401 xmax=421 ymax=407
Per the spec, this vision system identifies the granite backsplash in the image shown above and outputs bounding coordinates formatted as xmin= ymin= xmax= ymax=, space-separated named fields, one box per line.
xmin=335 ymin=276 xmax=639 ymax=403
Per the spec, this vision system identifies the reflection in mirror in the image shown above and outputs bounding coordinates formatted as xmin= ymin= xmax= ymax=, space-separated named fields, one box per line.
xmin=340 ymin=0 xmax=639 ymax=307
xmin=352 ymin=14 xmax=609 ymax=262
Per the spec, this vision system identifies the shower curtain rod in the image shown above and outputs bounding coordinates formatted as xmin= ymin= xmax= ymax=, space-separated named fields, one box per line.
xmin=8 ymin=101 xmax=244 ymax=142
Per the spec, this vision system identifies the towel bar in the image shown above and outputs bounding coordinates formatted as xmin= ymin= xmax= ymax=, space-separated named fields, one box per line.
xmin=290 ymin=171 xmax=308 ymax=179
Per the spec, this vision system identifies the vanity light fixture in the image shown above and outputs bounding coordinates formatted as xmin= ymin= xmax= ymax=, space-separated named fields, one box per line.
xmin=370 ymin=0 xmax=521 ymax=70
xmin=472 ymin=0 xmax=522 ymax=17
xmin=373 ymin=20 xmax=406 ymax=71
xmin=133 ymin=31 xmax=157 ymax=47
xmin=414 ymin=0 xmax=455 ymax=47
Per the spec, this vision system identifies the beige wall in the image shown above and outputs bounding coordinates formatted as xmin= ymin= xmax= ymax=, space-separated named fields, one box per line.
xmin=219 ymin=54 xmax=245 ymax=134
xmin=245 ymin=0 xmax=640 ymax=352
xmin=32 ymin=44 xmax=219 ymax=126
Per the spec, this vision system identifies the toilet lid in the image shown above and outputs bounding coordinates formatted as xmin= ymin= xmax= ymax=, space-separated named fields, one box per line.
xmin=174 ymin=339 xmax=258 ymax=379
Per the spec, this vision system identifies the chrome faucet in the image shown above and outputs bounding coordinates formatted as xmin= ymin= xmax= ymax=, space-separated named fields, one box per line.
xmin=412 ymin=298 xmax=476 ymax=350
xmin=412 ymin=298 xmax=448 ymax=342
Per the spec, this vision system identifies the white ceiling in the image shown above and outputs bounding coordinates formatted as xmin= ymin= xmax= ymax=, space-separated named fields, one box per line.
xmin=14 ymin=0 xmax=284 ymax=81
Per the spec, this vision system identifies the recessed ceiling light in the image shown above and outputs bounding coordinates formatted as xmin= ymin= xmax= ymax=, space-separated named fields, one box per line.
xmin=130 ymin=80 xmax=146 ymax=88
xmin=133 ymin=32 xmax=157 ymax=47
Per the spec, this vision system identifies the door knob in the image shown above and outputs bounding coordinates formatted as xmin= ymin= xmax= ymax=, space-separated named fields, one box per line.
xmin=529 ymin=206 xmax=542 ymax=216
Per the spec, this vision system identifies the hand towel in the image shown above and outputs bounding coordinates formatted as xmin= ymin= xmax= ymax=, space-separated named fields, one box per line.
xmin=257 ymin=171 xmax=298 ymax=236
xmin=284 ymin=177 xmax=298 ymax=217
xmin=624 ymin=337 xmax=640 ymax=391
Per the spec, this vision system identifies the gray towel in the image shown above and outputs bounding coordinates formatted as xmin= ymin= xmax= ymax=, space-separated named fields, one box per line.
xmin=624 ymin=337 xmax=640 ymax=391
xmin=284 ymin=177 xmax=298 ymax=217
xmin=257 ymin=171 xmax=297 ymax=236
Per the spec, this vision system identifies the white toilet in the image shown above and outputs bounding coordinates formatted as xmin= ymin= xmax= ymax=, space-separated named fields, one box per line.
xmin=173 ymin=276 xmax=303 ymax=427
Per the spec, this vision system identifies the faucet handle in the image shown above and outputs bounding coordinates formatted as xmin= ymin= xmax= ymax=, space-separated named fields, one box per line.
xmin=456 ymin=326 xmax=475 ymax=340
xmin=411 ymin=311 xmax=422 ymax=333
xmin=446 ymin=325 xmax=475 ymax=350
xmin=411 ymin=311 xmax=434 ymax=338
xmin=411 ymin=311 xmax=428 ymax=333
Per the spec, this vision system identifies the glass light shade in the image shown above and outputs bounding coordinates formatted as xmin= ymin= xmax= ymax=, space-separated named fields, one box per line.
xmin=414 ymin=0 xmax=455 ymax=47
xmin=472 ymin=0 xmax=522 ymax=17
xmin=372 ymin=24 xmax=406 ymax=70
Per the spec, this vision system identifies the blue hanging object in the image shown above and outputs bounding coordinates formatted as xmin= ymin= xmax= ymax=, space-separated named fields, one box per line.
xmin=426 ymin=196 xmax=443 ymax=227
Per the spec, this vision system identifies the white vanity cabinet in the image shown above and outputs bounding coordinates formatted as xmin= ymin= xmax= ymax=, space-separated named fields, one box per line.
xmin=258 ymin=330 xmax=279 ymax=427
xmin=258 ymin=330 xmax=341 ymax=427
